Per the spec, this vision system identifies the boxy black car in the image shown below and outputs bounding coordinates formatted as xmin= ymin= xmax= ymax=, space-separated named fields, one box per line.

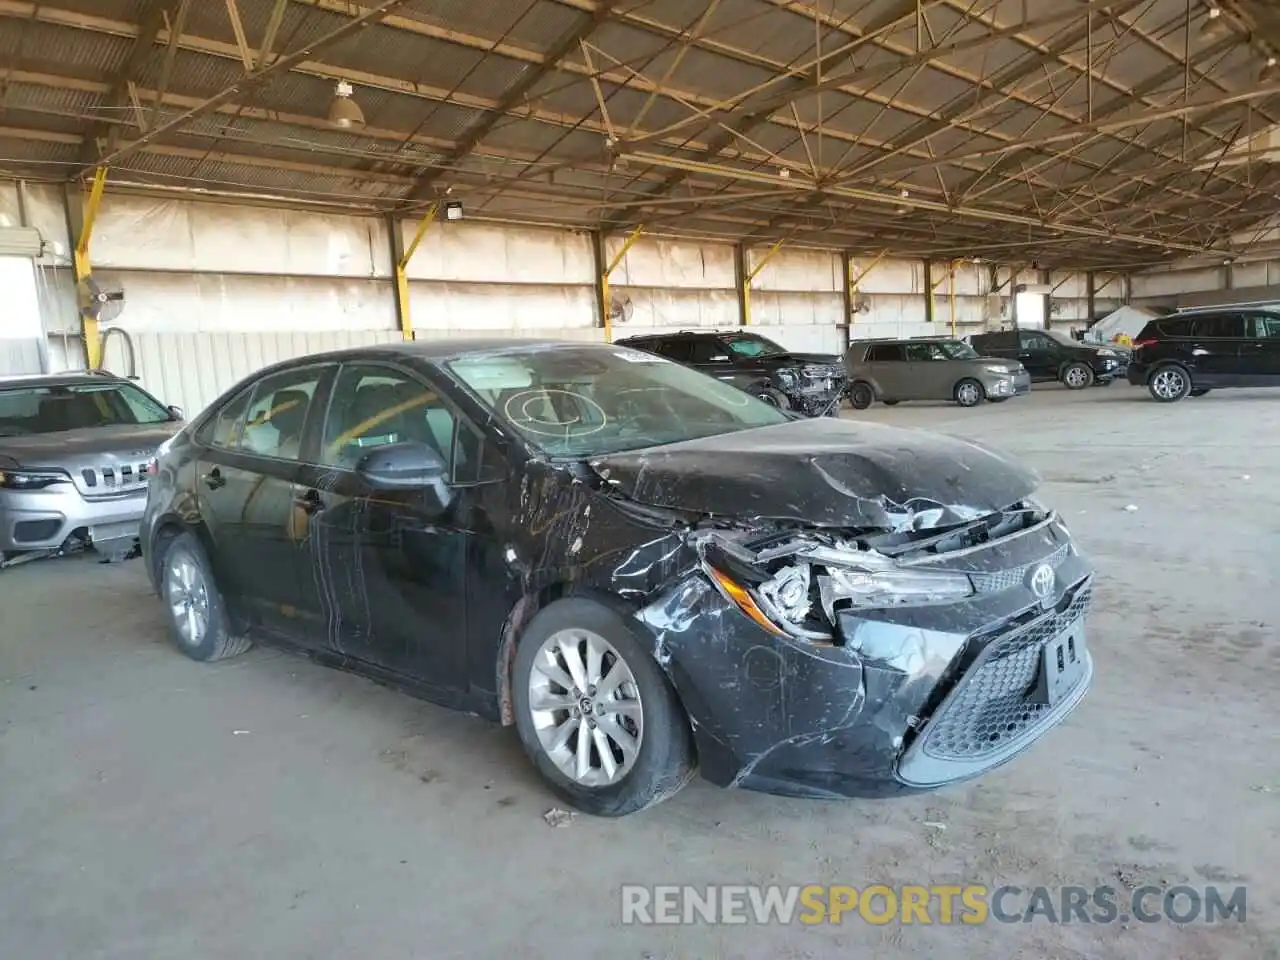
xmin=968 ymin=328 xmax=1125 ymax=389
xmin=1127 ymin=306 xmax=1280 ymax=401
xmin=142 ymin=340 xmax=1094 ymax=816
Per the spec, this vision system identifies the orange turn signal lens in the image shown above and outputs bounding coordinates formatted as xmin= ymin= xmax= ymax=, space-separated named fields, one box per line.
xmin=707 ymin=567 xmax=787 ymax=637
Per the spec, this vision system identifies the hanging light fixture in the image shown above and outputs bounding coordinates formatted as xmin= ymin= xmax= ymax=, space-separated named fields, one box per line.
xmin=1261 ymin=55 xmax=1280 ymax=82
xmin=328 ymin=80 xmax=365 ymax=129
xmin=1200 ymin=6 xmax=1231 ymax=42
xmin=894 ymin=187 xmax=911 ymax=216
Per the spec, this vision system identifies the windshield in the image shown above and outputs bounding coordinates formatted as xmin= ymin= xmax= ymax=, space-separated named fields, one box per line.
xmin=1042 ymin=329 xmax=1080 ymax=347
xmin=0 ymin=382 xmax=170 ymax=437
xmin=447 ymin=345 xmax=789 ymax=457
xmin=722 ymin=335 xmax=787 ymax=358
xmin=935 ymin=340 xmax=979 ymax=359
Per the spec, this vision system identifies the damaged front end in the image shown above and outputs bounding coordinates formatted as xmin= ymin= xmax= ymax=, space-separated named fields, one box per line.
xmin=633 ymin=499 xmax=1094 ymax=800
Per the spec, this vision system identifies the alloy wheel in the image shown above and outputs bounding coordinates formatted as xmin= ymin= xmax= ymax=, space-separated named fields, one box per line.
xmin=1064 ymin=366 xmax=1089 ymax=388
xmin=1151 ymin=368 xmax=1187 ymax=400
xmin=957 ymin=382 xmax=981 ymax=406
xmin=527 ymin=628 xmax=644 ymax=787
xmin=166 ymin=551 xmax=210 ymax=648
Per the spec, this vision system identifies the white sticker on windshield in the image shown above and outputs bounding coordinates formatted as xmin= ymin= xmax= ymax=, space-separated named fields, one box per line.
xmin=614 ymin=349 xmax=667 ymax=363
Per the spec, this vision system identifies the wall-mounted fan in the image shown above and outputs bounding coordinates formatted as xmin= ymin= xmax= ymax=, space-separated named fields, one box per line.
xmin=608 ymin=293 xmax=635 ymax=324
xmin=77 ymin=275 xmax=125 ymax=324
xmin=852 ymin=294 xmax=871 ymax=315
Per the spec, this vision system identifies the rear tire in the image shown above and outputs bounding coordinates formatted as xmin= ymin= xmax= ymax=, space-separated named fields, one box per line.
xmin=849 ymin=382 xmax=875 ymax=410
xmin=1148 ymin=365 xmax=1192 ymax=403
xmin=954 ymin=378 xmax=985 ymax=407
xmin=511 ymin=598 xmax=695 ymax=817
xmin=1062 ymin=362 xmax=1094 ymax=390
xmin=159 ymin=532 xmax=252 ymax=662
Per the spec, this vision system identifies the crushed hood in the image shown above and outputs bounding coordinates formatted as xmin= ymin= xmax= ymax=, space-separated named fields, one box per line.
xmin=591 ymin=419 xmax=1038 ymax=531
xmin=0 ymin=422 xmax=180 ymax=469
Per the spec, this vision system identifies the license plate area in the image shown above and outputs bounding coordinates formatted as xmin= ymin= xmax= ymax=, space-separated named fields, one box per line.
xmin=1030 ymin=621 xmax=1087 ymax=706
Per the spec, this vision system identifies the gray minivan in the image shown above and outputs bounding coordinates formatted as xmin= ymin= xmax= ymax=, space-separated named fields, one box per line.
xmin=845 ymin=338 xmax=1031 ymax=409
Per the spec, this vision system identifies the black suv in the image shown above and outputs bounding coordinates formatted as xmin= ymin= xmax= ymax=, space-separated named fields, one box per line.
xmin=1127 ymin=306 xmax=1280 ymax=401
xmin=614 ymin=330 xmax=846 ymax=416
xmin=968 ymin=328 xmax=1125 ymax=389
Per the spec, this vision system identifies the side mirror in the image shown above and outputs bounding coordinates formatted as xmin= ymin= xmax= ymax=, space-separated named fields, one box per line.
xmin=167 ymin=405 xmax=184 ymax=421
xmin=356 ymin=441 xmax=448 ymax=491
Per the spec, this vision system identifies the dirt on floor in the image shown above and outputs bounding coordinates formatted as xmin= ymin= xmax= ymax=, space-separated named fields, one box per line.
xmin=1 ymin=382 xmax=1278 ymax=960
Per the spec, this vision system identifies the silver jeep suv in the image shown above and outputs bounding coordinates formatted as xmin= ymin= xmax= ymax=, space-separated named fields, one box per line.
xmin=0 ymin=371 xmax=182 ymax=563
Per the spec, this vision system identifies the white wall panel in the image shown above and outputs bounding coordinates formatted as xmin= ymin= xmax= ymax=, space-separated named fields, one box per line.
xmin=403 ymin=220 xmax=594 ymax=285
xmin=105 ymin=330 xmax=403 ymax=418
xmin=1131 ymin=267 xmax=1222 ymax=298
xmin=35 ymin=265 xmax=82 ymax=335
xmin=407 ymin=280 xmax=595 ymax=331
xmin=91 ymin=271 xmax=396 ymax=333
xmin=0 ymin=339 xmax=42 ymax=375
xmin=611 ymin=288 xmax=738 ymax=330
xmin=853 ymin=257 xmax=920 ymax=293
xmin=749 ymin=291 xmax=844 ymax=326
xmin=751 ymin=248 xmax=840 ymax=292
xmin=89 ymin=196 xmax=389 ymax=277
xmin=608 ymin=237 xmax=735 ymax=289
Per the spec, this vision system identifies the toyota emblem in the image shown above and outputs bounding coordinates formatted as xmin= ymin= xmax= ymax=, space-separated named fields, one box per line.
xmin=1028 ymin=563 xmax=1056 ymax=600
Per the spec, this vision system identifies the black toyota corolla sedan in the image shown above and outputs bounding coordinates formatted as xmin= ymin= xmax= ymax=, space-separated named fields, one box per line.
xmin=142 ymin=339 xmax=1094 ymax=816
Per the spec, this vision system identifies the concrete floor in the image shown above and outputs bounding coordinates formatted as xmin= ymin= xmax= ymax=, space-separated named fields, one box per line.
xmin=2 ymin=382 xmax=1278 ymax=960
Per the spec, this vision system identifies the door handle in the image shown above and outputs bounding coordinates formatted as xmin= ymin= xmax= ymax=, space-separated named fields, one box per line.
xmin=202 ymin=468 xmax=225 ymax=490
xmin=292 ymin=489 xmax=323 ymax=515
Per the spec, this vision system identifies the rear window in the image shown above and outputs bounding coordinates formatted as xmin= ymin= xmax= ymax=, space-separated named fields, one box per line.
xmin=866 ymin=343 xmax=905 ymax=362
xmin=0 ymin=381 xmax=170 ymax=437
xmin=1190 ymin=315 xmax=1244 ymax=338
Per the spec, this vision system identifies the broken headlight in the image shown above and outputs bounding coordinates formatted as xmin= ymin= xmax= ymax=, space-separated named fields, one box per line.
xmin=707 ymin=537 xmax=974 ymax=644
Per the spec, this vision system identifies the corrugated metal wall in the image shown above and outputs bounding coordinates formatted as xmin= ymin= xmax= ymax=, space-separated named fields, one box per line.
xmin=6 ymin=178 xmax=1122 ymax=414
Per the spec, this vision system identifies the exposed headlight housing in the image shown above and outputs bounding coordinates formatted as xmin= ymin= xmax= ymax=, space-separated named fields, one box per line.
xmin=983 ymin=365 xmax=1011 ymax=375
xmin=0 ymin=469 xmax=69 ymax=490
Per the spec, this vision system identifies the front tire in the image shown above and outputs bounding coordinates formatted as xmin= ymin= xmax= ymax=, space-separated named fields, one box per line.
xmin=1190 ymin=387 xmax=1211 ymax=397
xmin=1148 ymin=365 xmax=1192 ymax=402
xmin=511 ymin=598 xmax=695 ymax=817
xmin=1062 ymin=362 xmax=1094 ymax=390
xmin=756 ymin=387 xmax=790 ymax=409
xmin=159 ymin=532 xmax=252 ymax=662
xmin=987 ymin=397 xmax=1009 ymax=403
xmin=954 ymin=378 xmax=985 ymax=407
xmin=848 ymin=382 xmax=875 ymax=410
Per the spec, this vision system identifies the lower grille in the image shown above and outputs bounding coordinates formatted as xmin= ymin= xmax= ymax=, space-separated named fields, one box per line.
xmin=13 ymin=519 xmax=61 ymax=543
xmin=921 ymin=581 xmax=1092 ymax=761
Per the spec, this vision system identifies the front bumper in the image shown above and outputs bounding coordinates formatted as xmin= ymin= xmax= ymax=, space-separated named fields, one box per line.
xmin=1093 ymin=358 xmax=1123 ymax=381
xmin=0 ymin=484 xmax=148 ymax=553
xmin=985 ymin=371 xmax=1032 ymax=398
xmin=636 ymin=524 xmax=1093 ymax=799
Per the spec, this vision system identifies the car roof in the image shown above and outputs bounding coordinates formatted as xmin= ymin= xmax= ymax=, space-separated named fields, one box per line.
xmin=1172 ymin=302 xmax=1280 ymax=315
xmin=0 ymin=370 xmax=130 ymax=389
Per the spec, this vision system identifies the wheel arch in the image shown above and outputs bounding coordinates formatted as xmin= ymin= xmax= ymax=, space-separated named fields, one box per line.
xmin=146 ymin=515 xmax=215 ymax=594
xmin=494 ymin=582 xmax=637 ymax=727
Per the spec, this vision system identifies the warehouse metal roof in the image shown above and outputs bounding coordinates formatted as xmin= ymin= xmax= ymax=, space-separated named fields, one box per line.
xmin=4 ymin=0 xmax=1280 ymax=267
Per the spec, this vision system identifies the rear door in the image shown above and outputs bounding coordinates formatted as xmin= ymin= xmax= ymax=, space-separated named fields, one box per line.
xmin=1240 ymin=313 xmax=1280 ymax=384
xmin=1017 ymin=331 xmax=1060 ymax=380
xmin=863 ymin=343 xmax=906 ymax=397
xmin=195 ymin=363 xmax=333 ymax=633
xmin=1187 ymin=313 xmax=1247 ymax=384
xmin=902 ymin=341 xmax=952 ymax=399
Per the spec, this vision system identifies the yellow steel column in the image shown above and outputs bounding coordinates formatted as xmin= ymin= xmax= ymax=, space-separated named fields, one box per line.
xmin=743 ymin=238 xmax=784 ymax=326
xmin=75 ymin=167 xmax=109 ymax=369
xmin=601 ymin=224 xmax=644 ymax=342
xmin=394 ymin=203 xmax=438 ymax=341
xmin=949 ymin=259 xmax=958 ymax=337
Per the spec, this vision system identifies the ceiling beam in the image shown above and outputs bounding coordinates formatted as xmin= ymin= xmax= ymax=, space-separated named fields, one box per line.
xmin=79 ymin=0 xmax=415 ymax=171
xmin=76 ymin=0 xmax=177 ymax=165
xmin=402 ymin=1 xmax=618 ymax=202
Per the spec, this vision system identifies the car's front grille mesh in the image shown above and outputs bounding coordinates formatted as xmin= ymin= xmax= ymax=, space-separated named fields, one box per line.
xmin=81 ymin=463 xmax=149 ymax=493
xmin=921 ymin=581 xmax=1092 ymax=761
xmin=969 ymin=542 xmax=1070 ymax=594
